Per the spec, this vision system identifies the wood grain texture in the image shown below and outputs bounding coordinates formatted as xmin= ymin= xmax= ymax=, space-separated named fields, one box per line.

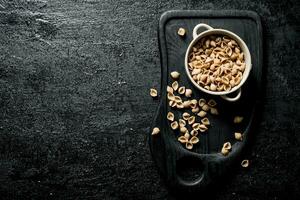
xmin=150 ymin=10 xmax=262 ymax=193
xmin=0 ymin=0 xmax=299 ymax=199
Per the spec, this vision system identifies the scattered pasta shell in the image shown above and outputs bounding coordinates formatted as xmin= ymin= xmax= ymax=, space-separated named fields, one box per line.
xmin=178 ymin=86 xmax=185 ymax=94
xmin=207 ymin=99 xmax=217 ymax=107
xmin=185 ymin=89 xmax=192 ymax=97
xmin=179 ymin=119 xmax=186 ymax=127
xmin=202 ymin=104 xmax=210 ymax=112
xmin=234 ymin=116 xmax=244 ymax=123
xmin=180 ymin=126 xmax=188 ymax=133
xmin=192 ymin=123 xmax=201 ymax=130
xmin=171 ymin=121 xmax=179 ymax=130
xmin=172 ymin=81 xmax=179 ymax=91
xmin=221 ymin=148 xmax=229 ymax=156
xmin=150 ymin=88 xmax=158 ymax=97
xmin=182 ymin=112 xmax=190 ymax=120
xmin=167 ymin=92 xmax=175 ymax=101
xmin=190 ymin=99 xmax=198 ymax=108
xmin=169 ymin=100 xmax=177 ymax=107
xmin=190 ymin=136 xmax=199 ymax=144
xmin=190 ymin=130 xmax=199 ymax=137
xmin=198 ymin=98 xmax=206 ymax=107
xmin=176 ymin=102 xmax=184 ymax=109
xmin=241 ymin=159 xmax=249 ymax=168
xmin=174 ymin=96 xmax=182 ymax=103
xmin=186 ymin=141 xmax=193 ymax=150
xmin=167 ymin=86 xmax=174 ymax=94
xmin=178 ymin=136 xmax=188 ymax=143
xmin=188 ymin=116 xmax=195 ymax=125
xmin=152 ymin=127 xmax=160 ymax=135
xmin=210 ymin=107 xmax=219 ymax=115
xmin=192 ymin=107 xmax=200 ymax=113
xmin=199 ymin=124 xmax=208 ymax=132
xmin=201 ymin=117 xmax=210 ymax=126
xmin=183 ymin=101 xmax=191 ymax=108
xmin=235 ymin=132 xmax=243 ymax=141
xmin=223 ymin=142 xmax=232 ymax=150
xmin=167 ymin=112 xmax=174 ymax=121
xmin=184 ymin=132 xmax=190 ymax=140
xmin=177 ymin=28 xmax=186 ymax=36
xmin=171 ymin=71 xmax=180 ymax=79
xmin=197 ymin=110 xmax=207 ymax=118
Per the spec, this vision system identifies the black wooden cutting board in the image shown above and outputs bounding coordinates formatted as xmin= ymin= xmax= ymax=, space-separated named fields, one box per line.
xmin=149 ymin=10 xmax=262 ymax=192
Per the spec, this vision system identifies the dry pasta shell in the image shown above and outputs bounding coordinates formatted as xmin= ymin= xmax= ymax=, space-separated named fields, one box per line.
xmin=152 ymin=127 xmax=160 ymax=135
xmin=180 ymin=126 xmax=188 ymax=134
xmin=235 ymin=132 xmax=243 ymax=141
xmin=202 ymin=104 xmax=210 ymax=112
xmin=186 ymin=141 xmax=193 ymax=150
xmin=184 ymin=132 xmax=190 ymax=140
xmin=192 ymin=107 xmax=200 ymax=113
xmin=210 ymin=40 xmax=216 ymax=47
xmin=207 ymin=99 xmax=217 ymax=107
xmin=192 ymin=123 xmax=201 ymax=130
xmin=174 ymin=96 xmax=182 ymax=103
xmin=167 ymin=86 xmax=173 ymax=94
xmin=226 ymin=47 xmax=233 ymax=56
xmin=210 ymin=83 xmax=217 ymax=91
xmin=178 ymin=136 xmax=188 ymax=143
xmin=221 ymin=148 xmax=229 ymax=156
xmin=198 ymin=98 xmax=206 ymax=107
xmin=171 ymin=121 xmax=179 ymax=130
xmin=169 ymin=100 xmax=177 ymax=107
xmin=150 ymin=88 xmax=157 ymax=97
xmin=197 ymin=110 xmax=207 ymax=118
xmin=223 ymin=142 xmax=232 ymax=150
xmin=190 ymin=99 xmax=198 ymax=109
xmin=199 ymin=124 xmax=208 ymax=132
xmin=188 ymin=116 xmax=196 ymax=125
xmin=192 ymin=69 xmax=201 ymax=75
xmin=178 ymin=86 xmax=185 ymax=94
xmin=190 ymin=129 xmax=199 ymax=137
xmin=182 ymin=112 xmax=190 ymax=120
xmin=241 ymin=160 xmax=249 ymax=168
xmin=171 ymin=71 xmax=180 ymax=79
xmin=190 ymin=136 xmax=199 ymax=144
xmin=176 ymin=102 xmax=184 ymax=109
xmin=179 ymin=119 xmax=186 ymax=127
xmin=231 ymin=39 xmax=237 ymax=46
xmin=167 ymin=112 xmax=174 ymax=121
xmin=183 ymin=101 xmax=190 ymax=108
xmin=233 ymin=116 xmax=243 ymax=124
xmin=167 ymin=92 xmax=175 ymax=101
xmin=172 ymin=81 xmax=179 ymax=91
xmin=201 ymin=117 xmax=210 ymax=126
xmin=231 ymin=53 xmax=238 ymax=61
xmin=177 ymin=28 xmax=186 ymax=37
xmin=210 ymin=107 xmax=219 ymax=115
xmin=238 ymin=52 xmax=244 ymax=61
xmin=185 ymin=89 xmax=192 ymax=97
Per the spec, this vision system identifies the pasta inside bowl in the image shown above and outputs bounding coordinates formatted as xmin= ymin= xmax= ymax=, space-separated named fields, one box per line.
xmin=184 ymin=24 xmax=252 ymax=101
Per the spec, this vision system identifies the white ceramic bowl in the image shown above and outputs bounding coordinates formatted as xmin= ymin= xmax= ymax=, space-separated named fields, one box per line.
xmin=185 ymin=23 xmax=252 ymax=102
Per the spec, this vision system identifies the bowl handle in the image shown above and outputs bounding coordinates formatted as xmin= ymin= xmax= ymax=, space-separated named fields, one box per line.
xmin=193 ymin=23 xmax=213 ymax=39
xmin=221 ymin=88 xmax=242 ymax=102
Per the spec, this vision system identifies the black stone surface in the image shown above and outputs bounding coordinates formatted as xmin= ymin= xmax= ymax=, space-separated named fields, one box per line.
xmin=0 ymin=0 xmax=299 ymax=199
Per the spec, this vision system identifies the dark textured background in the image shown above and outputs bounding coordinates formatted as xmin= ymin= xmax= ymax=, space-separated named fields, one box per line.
xmin=0 ymin=0 xmax=299 ymax=199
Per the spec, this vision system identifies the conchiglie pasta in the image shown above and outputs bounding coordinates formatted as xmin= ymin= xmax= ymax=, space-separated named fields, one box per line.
xmin=188 ymin=34 xmax=246 ymax=92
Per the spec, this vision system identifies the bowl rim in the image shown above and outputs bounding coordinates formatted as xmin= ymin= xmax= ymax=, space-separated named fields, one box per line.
xmin=184 ymin=28 xmax=252 ymax=96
